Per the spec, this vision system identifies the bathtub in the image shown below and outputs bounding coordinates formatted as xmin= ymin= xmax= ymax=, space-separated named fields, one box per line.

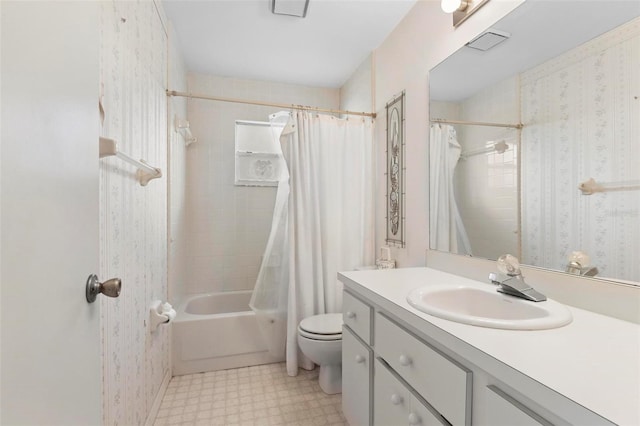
xmin=172 ymin=291 xmax=284 ymax=375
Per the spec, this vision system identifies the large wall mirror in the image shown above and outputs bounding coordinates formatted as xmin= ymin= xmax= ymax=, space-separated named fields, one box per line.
xmin=429 ymin=0 xmax=640 ymax=284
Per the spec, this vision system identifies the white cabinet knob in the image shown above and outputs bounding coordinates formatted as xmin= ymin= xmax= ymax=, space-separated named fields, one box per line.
xmin=399 ymin=354 xmax=412 ymax=366
xmin=346 ymin=311 xmax=356 ymax=319
xmin=390 ymin=394 xmax=403 ymax=405
xmin=408 ymin=412 xmax=421 ymax=425
xmin=355 ymin=354 xmax=365 ymax=364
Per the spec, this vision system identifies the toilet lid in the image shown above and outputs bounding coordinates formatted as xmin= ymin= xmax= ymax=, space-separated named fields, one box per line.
xmin=299 ymin=313 xmax=343 ymax=335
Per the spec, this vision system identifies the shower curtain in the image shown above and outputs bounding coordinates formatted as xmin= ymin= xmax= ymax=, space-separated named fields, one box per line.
xmin=251 ymin=111 xmax=375 ymax=376
xmin=249 ymin=112 xmax=291 ymax=359
xmin=283 ymin=112 xmax=375 ymax=375
xmin=429 ymin=124 xmax=472 ymax=255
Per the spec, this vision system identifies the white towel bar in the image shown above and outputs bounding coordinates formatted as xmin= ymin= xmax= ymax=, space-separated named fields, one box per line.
xmin=578 ymin=178 xmax=640 ymax=195
xmin=99 ymin=137 xmax=162 ymax=186
xmin=460 ymin=140 xmax=509 ymax=160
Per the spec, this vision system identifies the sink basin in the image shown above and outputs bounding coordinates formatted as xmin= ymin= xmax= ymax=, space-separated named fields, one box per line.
xmin=406 ymin=284 xmax=572 ymax=330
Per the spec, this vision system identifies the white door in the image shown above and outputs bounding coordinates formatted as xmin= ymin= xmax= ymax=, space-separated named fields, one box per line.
xmin=1 ymin=2 xmax=102 ymax=424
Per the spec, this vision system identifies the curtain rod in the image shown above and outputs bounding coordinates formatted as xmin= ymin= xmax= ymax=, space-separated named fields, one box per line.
xmin=167 ymin=90 xmax=377 ymax=118
xmin=431 ymin=118 xmax=523 ymax=129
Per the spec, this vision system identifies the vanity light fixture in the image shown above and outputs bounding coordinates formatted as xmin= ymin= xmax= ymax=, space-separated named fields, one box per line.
xmin=442 ymin=0 xmax=490 ymax=27
xmin=271 ymin=0 xmax=310 ymax=18
xmin=441 ymin=0 xmax=468 ymax=13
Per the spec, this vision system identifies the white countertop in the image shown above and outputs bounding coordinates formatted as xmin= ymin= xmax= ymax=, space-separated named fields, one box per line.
xmin=339 ymin=267 xmax=640 ymax=426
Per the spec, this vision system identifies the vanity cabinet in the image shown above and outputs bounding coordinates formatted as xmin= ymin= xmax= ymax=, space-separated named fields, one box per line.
xmin=343 ymin=290 xmax=471 ymax=426
xmin=341 ymin=280 xmax=618 ymax=426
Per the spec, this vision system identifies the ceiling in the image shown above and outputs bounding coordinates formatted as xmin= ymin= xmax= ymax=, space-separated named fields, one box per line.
xmin=430 ymin=0 xmax=640 ymax=102
xmin=163 ymin=0 xmax=417 ymax=89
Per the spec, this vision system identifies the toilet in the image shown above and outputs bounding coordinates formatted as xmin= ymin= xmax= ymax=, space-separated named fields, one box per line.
xmin=297 ymin=313 xmax=344 ymax=394
xmin=297 ymin=265 xmax=376 ymax=394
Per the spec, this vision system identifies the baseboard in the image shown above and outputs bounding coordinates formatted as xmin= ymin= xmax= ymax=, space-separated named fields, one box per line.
xmin=144 ymin=369 xmax=171 ymax=426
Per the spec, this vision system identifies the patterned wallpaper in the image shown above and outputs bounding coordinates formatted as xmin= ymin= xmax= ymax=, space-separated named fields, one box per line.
xmin=521 ymin=18 xmax=640 ymax=282
xmin=99 ymin=1 xmax=172 ymax=424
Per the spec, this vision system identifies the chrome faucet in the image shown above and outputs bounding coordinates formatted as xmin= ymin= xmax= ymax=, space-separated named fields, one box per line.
xmin=488 ymin=272 xmax=547 ymax=302
xmin=489 ymin=255 xmax=547 ymax=302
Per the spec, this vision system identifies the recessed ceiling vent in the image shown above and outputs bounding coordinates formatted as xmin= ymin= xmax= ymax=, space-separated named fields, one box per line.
xmin=271 ymin=0 xmax=310 ymax=18
xmin=466 ymin=29 xmax=510 ymax=51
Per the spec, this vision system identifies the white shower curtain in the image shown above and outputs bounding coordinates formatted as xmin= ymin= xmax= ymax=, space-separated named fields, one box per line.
xmin=283 ymin=112 xmax=375 ymax=375
xmin=429 ymin=124 xmax=472 ymax=255
xmin=249 ymin=112 xmax=291 ymax=359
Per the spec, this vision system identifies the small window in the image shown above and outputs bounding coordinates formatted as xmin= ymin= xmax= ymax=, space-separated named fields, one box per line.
xmin=234 ymin=120 xmax=282 ymax=186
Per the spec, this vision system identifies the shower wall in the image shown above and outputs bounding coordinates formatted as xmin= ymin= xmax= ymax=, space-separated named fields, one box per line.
xmin=455 ymin=77 xmax=520 ymax=260
xmin=184 ymin=74 xmax=339 ymax=295
xmin=168 ymin=25 xmax=189 ymax=306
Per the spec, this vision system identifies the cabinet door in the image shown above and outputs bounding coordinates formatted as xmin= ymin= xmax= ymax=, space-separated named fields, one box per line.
xmin=375 ymin=359 xmax=446 ymax=426
xmin=375 ymin=359 xmax=411 ymax=426
xmin=485 ymin=386 xmax=553 ymax=426
xmin=375 ymin=313 xmax=471 ymax=426
xmin=343 ymin=327 xmax=372 ymax=426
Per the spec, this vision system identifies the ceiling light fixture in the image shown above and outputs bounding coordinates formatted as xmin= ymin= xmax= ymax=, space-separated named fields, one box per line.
xmin=271 ymin=0 xmax=310 ymax=18
xmin=441 ymin=0 xmax=490 ymax=27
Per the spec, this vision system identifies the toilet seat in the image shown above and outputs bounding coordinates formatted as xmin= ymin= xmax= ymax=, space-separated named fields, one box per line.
xmin=298 ymin=313 xmax=343 ymax=341
xmin=298 ymin=328 xmax=342 ymax=341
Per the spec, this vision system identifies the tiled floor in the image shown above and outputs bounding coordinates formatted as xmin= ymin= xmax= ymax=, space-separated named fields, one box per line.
xmin=154 ymin=363 xmax=347 ymax=426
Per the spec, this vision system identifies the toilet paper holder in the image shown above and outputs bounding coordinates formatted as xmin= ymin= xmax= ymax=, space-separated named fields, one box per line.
xmin=149 ymin=300 xmax=176 ymax=333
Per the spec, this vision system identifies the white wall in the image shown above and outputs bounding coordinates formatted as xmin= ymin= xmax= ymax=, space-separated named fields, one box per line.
xmin=370 ymin=0 xmax=525 ymax=267
xmin=99 ymin=1 xmax=174 ymax=424
xmin=340 ymin=54 xmax=374 ymax=115
xmin=185 ymin=74 xmax=339 ymax=295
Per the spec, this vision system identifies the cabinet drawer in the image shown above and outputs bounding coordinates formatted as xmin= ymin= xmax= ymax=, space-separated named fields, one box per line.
xmin=485 ymin=385 xmax=553 ymax=426
xmin=342 ymin=327 xmax=372 ymax=426
xmin=375 ymin=313 xmax=471 ymax=426
xmin=343 ymin=291 xmax=372 ymax=344
xmin=375 ymin=359 xmax=446 ymax=426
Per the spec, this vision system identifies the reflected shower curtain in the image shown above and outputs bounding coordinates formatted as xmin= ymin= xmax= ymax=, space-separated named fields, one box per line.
xmin=429 ymin=124 xmax=472 ymax=255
